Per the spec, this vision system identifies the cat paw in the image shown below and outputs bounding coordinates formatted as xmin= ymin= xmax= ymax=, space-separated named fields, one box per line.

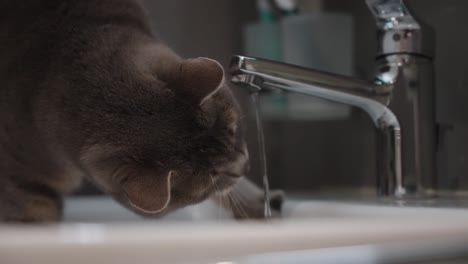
xmin=0 ymin=198 xmax=62 ymax=223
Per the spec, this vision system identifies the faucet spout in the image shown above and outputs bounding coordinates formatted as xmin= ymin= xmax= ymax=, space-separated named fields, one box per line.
xmin=230 ymin=55 xmax=406 ymax=197
xmin=230 ymin=56 xmax=394 ymax=126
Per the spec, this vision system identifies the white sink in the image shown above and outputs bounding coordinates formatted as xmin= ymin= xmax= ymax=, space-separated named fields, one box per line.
xmin=2 ymin=196 xmax=468 ymax=264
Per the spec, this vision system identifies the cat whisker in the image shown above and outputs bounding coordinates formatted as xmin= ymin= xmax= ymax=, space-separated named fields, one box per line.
xmin=209 ymin=174 xmax=219 ymax=194
xmin=227 ymin=191 xmax=250 ymax=219
xmin=225 ymin=192 xmax=242 ymax=218
xmin=233 ymin=190 xmax=256 ymax=219
xmin=209 ymin=174 xmax=222 ymax=220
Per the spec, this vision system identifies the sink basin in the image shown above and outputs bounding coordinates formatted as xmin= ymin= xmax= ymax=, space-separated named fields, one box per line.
xmin=2 ymin=196 xmax=468 ymax=264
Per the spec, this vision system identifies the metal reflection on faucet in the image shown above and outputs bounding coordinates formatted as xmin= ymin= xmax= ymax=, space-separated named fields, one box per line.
xmin=230 ymin=55 xmax=405 ymax=197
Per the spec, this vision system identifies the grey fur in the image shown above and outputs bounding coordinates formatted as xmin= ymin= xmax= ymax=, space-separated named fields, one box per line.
xmin=0 ymin=0 xmax=282 ymax=222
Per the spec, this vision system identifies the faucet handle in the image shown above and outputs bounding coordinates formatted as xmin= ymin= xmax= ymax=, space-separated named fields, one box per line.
xmin=366 ymin=0 xmax=434 ymax=58
xmin=367 ymin=0 xmax=418 ymax=29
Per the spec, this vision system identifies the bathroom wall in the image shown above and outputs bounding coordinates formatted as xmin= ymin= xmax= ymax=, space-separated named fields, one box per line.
xmin=137 ymin=0 xmax=256 ymax=66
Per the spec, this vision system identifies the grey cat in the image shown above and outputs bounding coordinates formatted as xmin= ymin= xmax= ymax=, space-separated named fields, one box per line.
xmin=0 ymin=0 xmax=282 ymax=222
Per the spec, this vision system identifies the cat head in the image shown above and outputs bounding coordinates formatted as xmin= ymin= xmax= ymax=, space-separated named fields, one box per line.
xmin=80 ymin=56 xmax=249 ymax=216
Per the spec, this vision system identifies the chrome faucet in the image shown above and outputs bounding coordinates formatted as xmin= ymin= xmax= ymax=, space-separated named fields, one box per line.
xmin=230 ymin=0 xmax=435 ymax=197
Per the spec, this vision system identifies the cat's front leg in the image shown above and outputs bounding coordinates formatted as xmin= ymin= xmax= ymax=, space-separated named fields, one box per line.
xmin=213 ymin=177 xmax=284 ymax=220
xmin=0 ymin=181 xmax=63 ymax=222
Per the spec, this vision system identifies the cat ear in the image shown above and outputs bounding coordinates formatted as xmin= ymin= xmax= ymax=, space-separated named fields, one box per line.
xmin=178 ymin=57 xmax=224 ymax=105
xmin=121 ymin=168 xmax=173 ymax=213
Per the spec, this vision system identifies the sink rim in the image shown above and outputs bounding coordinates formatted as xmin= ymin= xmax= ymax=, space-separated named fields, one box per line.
xmin=2 ymin=196 xmax=468 ymax=264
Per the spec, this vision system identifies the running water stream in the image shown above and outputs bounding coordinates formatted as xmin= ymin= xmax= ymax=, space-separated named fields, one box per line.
xmin=251 ymin=92 xmax=271 ymax=218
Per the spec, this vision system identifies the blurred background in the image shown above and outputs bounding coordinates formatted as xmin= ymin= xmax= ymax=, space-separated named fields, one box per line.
xmin=79 ymin=0 xmax=468 ymax=196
